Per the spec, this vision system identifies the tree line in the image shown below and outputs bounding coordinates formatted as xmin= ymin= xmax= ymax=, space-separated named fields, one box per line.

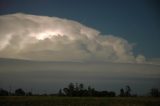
xmin=58 ymin=83 xmax=115 ymax=97
xmin=0 ymin=83 xmax=160 ymax=97
xmin=0 ymin=88 xmax=32 ymax=96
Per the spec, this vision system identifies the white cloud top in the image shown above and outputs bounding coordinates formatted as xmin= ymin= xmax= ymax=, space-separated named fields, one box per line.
xmin=0 ymin=13 xmax=145 ymax=63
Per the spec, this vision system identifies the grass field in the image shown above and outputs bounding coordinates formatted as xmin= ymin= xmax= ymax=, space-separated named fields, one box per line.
xmin=0 ymin=96 xmax=160 ymax=106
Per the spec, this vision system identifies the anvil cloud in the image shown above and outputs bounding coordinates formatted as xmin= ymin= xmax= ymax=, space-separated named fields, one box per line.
xmin=0 ymin=13 xmax=145 ymax=63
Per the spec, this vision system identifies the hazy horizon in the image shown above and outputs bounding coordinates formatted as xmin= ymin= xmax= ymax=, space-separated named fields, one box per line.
xmin=0 ymin=58 xmax=160 ymax=95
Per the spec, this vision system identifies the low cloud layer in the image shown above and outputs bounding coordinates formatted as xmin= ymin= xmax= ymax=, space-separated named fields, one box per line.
xmin=0 ymin=13 xmax=145 ymax=63
xmin=0 ymin=58 xmax=160 ymax=94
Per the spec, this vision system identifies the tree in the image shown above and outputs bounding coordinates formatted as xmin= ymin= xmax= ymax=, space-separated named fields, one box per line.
xmin=119 ymin=85 xmax=132 ymax=97
xmin=88 ymin=86 xmax=92 ymax=96
xmin=63 ymin=88 xmax=69 ymax=96
xmin=15 ymin=88 xmax=25 ymax=96
xmin=68 ymin=83 xmax=74 ymax=90
xmin=75 ymin=83 xmax=79 ymax=92
xmin=150 ymin=88 xmax=159 ymax=97
xmin=125 ymin=85 xmax=131 ymax=96
xmin=68 ymin=83 xmax=74 ymax=96
xmin=108 ymin=91 xmax=116 ymax=97
xmin=58 ymin=89 xmax=63 ymax=96
xmin=61 ymin=82 xmax=116 ymax=97
xmin=120 ymin=88 xmax=125 ymax=97
xmin=79 ymin=83 xmax=84 ymax=91
xmin=0 ymin=88 xmax=9 ymax=96
xmin=26 ymin=92 xmax=32 ymax=96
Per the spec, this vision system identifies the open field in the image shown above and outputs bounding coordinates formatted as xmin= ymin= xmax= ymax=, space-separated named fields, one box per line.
xmin=0 ymin=96 xmax=160 ymax=106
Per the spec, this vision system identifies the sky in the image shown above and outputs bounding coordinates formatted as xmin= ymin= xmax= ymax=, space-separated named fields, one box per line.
xmin=0 ymin=0 xmax=160 ymax=95
xmin=0 ymin=0 xmax=159 ymax=58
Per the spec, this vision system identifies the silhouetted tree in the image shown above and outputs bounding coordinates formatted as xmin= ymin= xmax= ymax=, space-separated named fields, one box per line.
xmin=119 ymin=85 xmax=132 ymax=97
xmin=68 ymin=83 xmax=75 ymax=96
xmin=87 ymin=86 xmax=92 ymax=96
xmin=125 ymin=85 xmax=131 ymax=96
xmin=63 ymin=88 xmax=69 ymax=96
xmin=120 ymin=88 xmax=125 ymax=97
xmin=58 ymin=89 xmax=64 ymax=96
xmin=79 ymin=83 xmax=84 ymax=91
xmin=75 ymin=83 xmax=79 ymax=92
xmin=15 ymin=88 xmax=25 ymax=96
xmin=150 ymin=88 xmax=159 ymax=97
xmin=61 ymin=83 xmax=116 ymax=97
xmin=0 ymin=88 xmax=9 ymax=96
xmin=108 ymin=91 xmax=116 ymax=97
xmin=26 ymin=92 xmax=32 ymax=96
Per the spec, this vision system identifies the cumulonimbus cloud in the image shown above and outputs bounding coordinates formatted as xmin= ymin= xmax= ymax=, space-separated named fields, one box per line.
xmin=0 ymin=13 xmax=145 ymax=63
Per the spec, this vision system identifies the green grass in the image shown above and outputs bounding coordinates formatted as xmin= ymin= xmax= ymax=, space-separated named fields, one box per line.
xmin=0 ymin=96 xmax=160 ymax=106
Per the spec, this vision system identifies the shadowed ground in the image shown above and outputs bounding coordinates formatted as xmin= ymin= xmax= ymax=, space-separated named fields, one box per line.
xmin=0 ymin=96 xmax=160 ymax=106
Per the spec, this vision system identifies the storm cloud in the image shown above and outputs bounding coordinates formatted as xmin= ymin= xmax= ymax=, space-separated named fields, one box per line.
xmin=0 ymin=13 xmax=145 ymax=63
